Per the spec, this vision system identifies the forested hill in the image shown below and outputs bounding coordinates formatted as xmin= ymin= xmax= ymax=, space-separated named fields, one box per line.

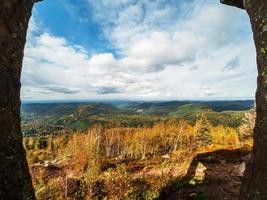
xmin=22 ymin=100 xmax=254 ymax=116
xmin=21 ymin=100 xmax=254 ymax=136
xmin=22 ymin=102 xmax=121 ymax=117
xmin=118 ymin=100 xmax=254 ymax=114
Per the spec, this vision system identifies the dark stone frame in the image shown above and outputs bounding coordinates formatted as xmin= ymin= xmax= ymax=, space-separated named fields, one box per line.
xmin=0 ymin=0 xmax=266 ymax=199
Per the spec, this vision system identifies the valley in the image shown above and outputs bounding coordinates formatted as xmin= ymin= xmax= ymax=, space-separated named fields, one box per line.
xmin=22 ymin=100 xmax=255 ymax=199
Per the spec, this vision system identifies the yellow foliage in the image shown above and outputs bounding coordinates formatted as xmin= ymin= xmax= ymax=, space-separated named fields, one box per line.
xmin=26 ymin=117 xmax=253 ymax=200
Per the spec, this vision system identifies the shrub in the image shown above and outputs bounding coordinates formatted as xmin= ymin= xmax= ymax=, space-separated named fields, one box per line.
xmin=36 ymin=137 xmax=48 ymax=149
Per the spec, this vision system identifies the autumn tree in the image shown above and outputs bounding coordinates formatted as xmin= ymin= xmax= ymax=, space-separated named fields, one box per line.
xmin=194 ymin=116 xmax=212 ymax=147
xmin=239 ymin=108 xmax=255 ymax=143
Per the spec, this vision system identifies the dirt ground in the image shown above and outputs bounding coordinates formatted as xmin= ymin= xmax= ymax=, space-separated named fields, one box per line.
xmin=158 ymin=148 xmax=251 ymax=200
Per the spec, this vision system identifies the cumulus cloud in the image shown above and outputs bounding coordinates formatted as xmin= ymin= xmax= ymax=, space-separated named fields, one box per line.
xmin=21 ymin=0 xmax=256 ymax=100
xmin=22 ymin=32 xmax=153 ymax=100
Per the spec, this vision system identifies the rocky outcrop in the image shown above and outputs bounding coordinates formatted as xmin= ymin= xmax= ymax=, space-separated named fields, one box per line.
xmin=220 ymin=0 xmax=244 ymax=9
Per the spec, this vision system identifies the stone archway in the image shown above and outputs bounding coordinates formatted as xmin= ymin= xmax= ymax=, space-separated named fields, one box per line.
xmin=0 ymin=0 xmax=266 ymax=199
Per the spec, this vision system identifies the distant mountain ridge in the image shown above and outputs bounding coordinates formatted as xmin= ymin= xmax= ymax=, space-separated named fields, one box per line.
xmin=117 ymin=100 xmax=254 ymax=115
xmin=21 ymin=100 xmax=254 ymax=135
xmin=22 ymin=100 xmax=254 ymax=117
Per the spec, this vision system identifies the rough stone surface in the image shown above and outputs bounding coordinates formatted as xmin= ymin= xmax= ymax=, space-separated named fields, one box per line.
xmin=241 ymin=2 xmax=267 ymax=200
xmin=220 ymin=0 xmax=245 ymax=9
xmin=0 ymin=1 xmax=36 ymax=199
xmin=221 ymin=1 xmax=267 ymax=199
xmin=0 ymin=0 xmax=266 ymax=200
xmin=222 ymin=1 xmax=267 ymax=199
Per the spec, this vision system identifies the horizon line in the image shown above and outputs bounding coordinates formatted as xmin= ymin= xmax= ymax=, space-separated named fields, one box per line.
xmin=21 ymin=98 xmax=255 ymax=104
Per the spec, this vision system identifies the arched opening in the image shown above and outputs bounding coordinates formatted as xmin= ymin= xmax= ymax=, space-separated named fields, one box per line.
xmin=0 ymin=0 xmax=266 ymax=199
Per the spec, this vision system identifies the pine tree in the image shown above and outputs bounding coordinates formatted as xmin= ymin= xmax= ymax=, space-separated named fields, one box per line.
xmin=195 ymin=115 xmax=212 ymax=147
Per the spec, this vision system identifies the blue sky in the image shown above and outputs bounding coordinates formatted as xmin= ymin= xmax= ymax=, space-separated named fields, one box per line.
xmin=21 ymin=0 xmax=256 ymax=101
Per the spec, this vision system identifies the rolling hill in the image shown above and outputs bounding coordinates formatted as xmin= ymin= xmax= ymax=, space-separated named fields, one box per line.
xmin=21 ymin=100 xmax=254 ymax=135
xmin=117 ymin=100 xmax=254 ymax=115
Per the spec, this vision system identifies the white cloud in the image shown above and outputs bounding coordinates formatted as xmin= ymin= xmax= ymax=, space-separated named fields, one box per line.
xmin=22 ymin=1 xmax=256 ymax=100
